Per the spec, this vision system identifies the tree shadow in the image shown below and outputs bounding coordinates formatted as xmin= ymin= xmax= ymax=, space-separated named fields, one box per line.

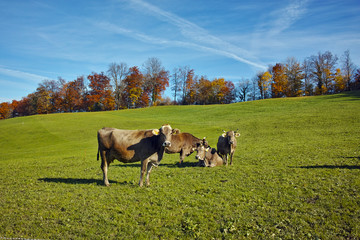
xmin=290 ymin=165 xmax=360 ymax=170
xmin=320 ymin=90 xmax=360 ymax=101
xmin=38 ymin=177 xmax=122 ymax=185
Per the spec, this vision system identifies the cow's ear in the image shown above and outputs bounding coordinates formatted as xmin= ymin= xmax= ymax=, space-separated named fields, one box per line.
xmin=221 ymin=133 xmax=226 ymax=137
xmin=152 ymin=129 xmax=160 ymax=135
xmin=173 ymin=128 xmax=180 ymax=134
xmin=235 ymin=133 xmax=240 ymax=137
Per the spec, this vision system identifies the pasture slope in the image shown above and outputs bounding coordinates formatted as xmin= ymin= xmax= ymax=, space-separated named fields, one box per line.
xmin=0 ymin=91 xmax=359 ymax=239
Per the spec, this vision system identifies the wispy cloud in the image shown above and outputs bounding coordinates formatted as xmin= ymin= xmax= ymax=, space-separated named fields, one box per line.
xmin=268 ymin=0 xmax=309 ymax=36
xmin=0 ymin=66 xmax=49 ymax=83
xmin=125 ymin=0 xmax=267 ymax=70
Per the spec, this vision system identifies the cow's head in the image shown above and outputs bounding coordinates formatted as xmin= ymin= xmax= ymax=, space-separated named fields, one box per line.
xmin=152 ymin=124 xmax=177 ymax=147
xmin=222 ymin=130 xmax=240 ymax=145
xmin=195 ymin=137 xmax=209 ymax=162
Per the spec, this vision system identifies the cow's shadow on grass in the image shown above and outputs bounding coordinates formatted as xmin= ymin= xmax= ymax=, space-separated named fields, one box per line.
xmin=112 ymin=161 xmax=199 ymax=168
xmin=38 ymin=177 xmax=121 ymax=185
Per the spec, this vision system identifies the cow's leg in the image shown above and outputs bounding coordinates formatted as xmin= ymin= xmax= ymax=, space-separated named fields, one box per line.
xmin=145 ymin=163 xmax=154 ymax=186
xmin=139 ymin=159 xmax=149 ymax=187
xmin=100 ymin=150 xmax=110 ymax=186
xmin=229 ymin=152 xmax=234 ymax=165
xmin=179 ymin=150 xmax=185 ymax=164
xmin=224 ymin=154 xmax=229 ymax=166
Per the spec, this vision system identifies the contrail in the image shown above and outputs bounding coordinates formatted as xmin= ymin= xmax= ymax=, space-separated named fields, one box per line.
xmin=128 ymin=0 xmax=267 ymax=70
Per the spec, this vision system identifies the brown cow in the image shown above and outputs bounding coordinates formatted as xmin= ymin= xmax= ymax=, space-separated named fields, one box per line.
xmin=217 ymin=130 xmax=240 ymax=165
xmin=195 ymin=138 xmax=224 ymax=167
xmin=97 ymin=124 xmax=177 ymax=187
xmin=165 ymin=131 xmax=206 ymax=163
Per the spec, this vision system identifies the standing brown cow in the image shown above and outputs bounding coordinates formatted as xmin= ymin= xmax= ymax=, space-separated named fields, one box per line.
xmin=165 ymin=131 xmax=206 ymax=163
xmin=97 ymin=124 xmax=177 ymax=187
xmin=217 ymin=130 xmax=240 ymax=165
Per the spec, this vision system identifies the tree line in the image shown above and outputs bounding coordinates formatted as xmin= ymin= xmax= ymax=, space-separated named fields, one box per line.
xmin=242 ymin=50 xmax=359 ymax=101
xmin=1 ymin=51 xmax=359 ymax=120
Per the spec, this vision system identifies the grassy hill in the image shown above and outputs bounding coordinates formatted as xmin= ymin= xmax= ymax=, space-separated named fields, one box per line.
xmin=1 ymin=91 xmax=359 ymax=239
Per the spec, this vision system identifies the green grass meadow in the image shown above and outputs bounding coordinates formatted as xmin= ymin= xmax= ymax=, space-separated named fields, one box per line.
xmin=1 ymin=92 xmax=360 ymax=239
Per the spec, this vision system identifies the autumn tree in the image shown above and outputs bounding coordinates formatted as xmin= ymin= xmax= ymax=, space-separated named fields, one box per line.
xmin=211 ymin=78 xmax=225 ymax=103
xmin=142 ymin=58 xmax=169 ymax=106
xmin=13 ymin=96 xmax=31 ymax=116
xmin=333 ymin=68 xmax=346 ymax=93
xmin=286 ymin=57 xmax=303 ymax=97
xmin=257 ymin=71 xmax=272 ymax=99
xmin=0 ymin=102 xmax=12 ymax=119
xmin=195 ymin=76 xmax=212 ymax=104
xmin=87 ymin=72 xmax=114 ymax=111
xmin=183 ymin=68 xmax=196 ymax=104
xmin=271 ymin=63 xmax=288 ymax=98
xmin=10 ymin=100 xmax=19 ymax=118
xmin=61 ymin=76 xmax=86 ymax=112
xmin=107 ymin=62 xmax=128 ymax=110
xmin=211 ymin=78 xmax=235 ymax=104
xmin=310 ymin=51 xmax=338 ymax=95
xmin=37 ymin=79 xmax=64 ymax=113
xmin=33 ymin=85 xmax=52 ymax=114
xmin=123 ymin=66 xmax=146 ymax=108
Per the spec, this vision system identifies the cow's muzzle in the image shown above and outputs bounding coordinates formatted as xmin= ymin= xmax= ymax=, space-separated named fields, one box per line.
xmin=195 ymin=155 xmax=204 ymax=161
xmin=163 ymin=141 xmax=171 ymax=147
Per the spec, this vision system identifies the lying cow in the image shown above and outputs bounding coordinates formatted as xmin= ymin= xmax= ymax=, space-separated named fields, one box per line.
xmin=195 ymin=138 xmax=224 ymax=167
xmin=165 ymin=130 xmax=206 ymax=163
xmin=97 ymin=124 xmax=177 ymax=187
xmin=217 ymin=130 xmax=240 ymax=165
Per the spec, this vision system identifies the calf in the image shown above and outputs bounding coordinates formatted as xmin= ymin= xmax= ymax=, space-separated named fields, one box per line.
xmin=195 ymin=138 xmax=224 ymax=167
xmin=97 ymin=124 xmax=177 ymax=187
xmin=217 ymin=130 xmax=240 ymax=165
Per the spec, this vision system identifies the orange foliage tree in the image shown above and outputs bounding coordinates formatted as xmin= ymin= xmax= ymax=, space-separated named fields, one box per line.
xmin=87 ymin=72 xmax=115 ymax=111
xmin=183 ymin=69 xmax=196 ymax=104
xmin=0 ymin=102 xmax=12 ymax=119
xmin=61 ymin=77 xmax=86 ymax=112
xmin=123 ymin=67 xmax=147 ymax=108
xmin=211 ymin=78 xmax=235 ymax=104
xmin=34 ymin=86 xmax=52 ymax=114
xmin=195 ymin=76 xmax=212 ymax=104
xmin=151 ymin=70 xmax=169 ymax=105
xmin=271 ymin=63 xmax=288 ymax=98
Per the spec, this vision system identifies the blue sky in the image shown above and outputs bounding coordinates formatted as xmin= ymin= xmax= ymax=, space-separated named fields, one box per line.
xmin=1 ymin=0 xmax=359 ymax=102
